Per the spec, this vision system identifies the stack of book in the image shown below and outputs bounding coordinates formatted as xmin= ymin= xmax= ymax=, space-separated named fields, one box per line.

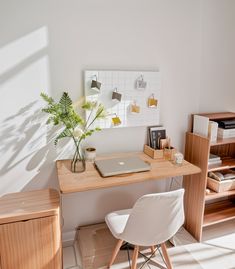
xmin=208 ymin=153 xmax=222 ymax=166
xmin=217 ymin=119 xmax=235 ymax=139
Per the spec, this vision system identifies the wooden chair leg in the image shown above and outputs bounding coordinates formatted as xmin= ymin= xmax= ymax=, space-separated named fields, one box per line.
xmin=131 ymin=245 xmax=139 ymax=269
xmin=108 ymin=239 xmax=124 ymax=268
xmin=150 ymin=246 xmax=155 ymax=254
xmin=160 ymin=243 xmax=173 ymax=269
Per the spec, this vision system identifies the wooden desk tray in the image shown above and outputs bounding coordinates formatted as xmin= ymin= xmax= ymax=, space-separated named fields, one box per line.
xmin=144 ymin=144 xmax=177 ymax=160
xmin=207 ymin=176 xmax=235 ymax=193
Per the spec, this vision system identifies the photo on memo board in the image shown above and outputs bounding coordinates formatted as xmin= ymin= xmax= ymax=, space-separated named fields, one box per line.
xmin=84 ymin=70 xmax=161 ymax=129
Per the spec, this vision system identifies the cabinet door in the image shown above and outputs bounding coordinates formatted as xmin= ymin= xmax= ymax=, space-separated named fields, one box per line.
xmin=0 ymin=215 xmax=61 ymax=269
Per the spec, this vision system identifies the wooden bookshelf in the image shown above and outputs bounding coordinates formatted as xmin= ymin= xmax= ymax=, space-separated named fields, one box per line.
xmin=203 ymin=200 xmax=235 ymax=227
xmin=207 ymin=158 xmax=235 ymax=172
xmin=210 ymin=137 xmax=235 ymax=146
xmin=198 ymin=112 xmax=235 ymax=121
xmin=183 ymin=112 xmax=235 ymax=241
xmin=205 ymin=189 xmax=235 ymax=201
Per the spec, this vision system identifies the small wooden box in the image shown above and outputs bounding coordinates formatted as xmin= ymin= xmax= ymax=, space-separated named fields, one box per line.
xmin=207 ymin=177 xmax=235 ymax=193
xmin=163 ymin=147 xmax=177 ymax=161
xmin=144 ymin=145 xmax=163 ymax=159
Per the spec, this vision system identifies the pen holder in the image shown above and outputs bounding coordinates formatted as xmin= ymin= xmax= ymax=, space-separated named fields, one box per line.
xmin=163 ymin=147 xmax=177 ymax=161
xmin=144 ymin=145 xmax=163 ymax=159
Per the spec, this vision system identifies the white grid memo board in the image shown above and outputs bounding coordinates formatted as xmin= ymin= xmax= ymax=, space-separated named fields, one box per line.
xmin=84 ymin=70 xmax=161 ymax=128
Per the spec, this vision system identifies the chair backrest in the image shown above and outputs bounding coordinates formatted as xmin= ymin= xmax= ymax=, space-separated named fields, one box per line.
xmin=121 ymin=189 xmax=185 ymax=246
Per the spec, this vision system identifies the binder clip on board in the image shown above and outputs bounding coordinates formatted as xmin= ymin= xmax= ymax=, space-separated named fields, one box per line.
xmin=148 ymin=94 xmax=158 ymax=108
xmin=136 ymin=75 xmax=147 ymax=90
xmin=112 ymin=88 xmax=122 ymax=102
xmin=91 ymin=75 xmax=102 ymax=92
xmin=112 ymin=114 xmax=122 ymax=126
xmin=130 ymin=101 xmax=140 ymax=114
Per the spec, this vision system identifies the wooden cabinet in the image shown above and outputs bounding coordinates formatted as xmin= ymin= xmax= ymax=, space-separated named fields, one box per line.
xmin=0 ymin=189 xmax=62 ymax=269
xmin=183 ymin=112 xmax=235 ymax=241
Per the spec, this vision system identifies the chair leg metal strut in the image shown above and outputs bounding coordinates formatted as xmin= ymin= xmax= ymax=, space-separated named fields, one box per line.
xmin=108 ymin=241 xmax=173 ymax=269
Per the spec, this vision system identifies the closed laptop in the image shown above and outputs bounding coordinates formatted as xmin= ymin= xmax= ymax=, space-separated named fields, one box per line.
xmin=94 ymin=156 xmax=151 ymax=177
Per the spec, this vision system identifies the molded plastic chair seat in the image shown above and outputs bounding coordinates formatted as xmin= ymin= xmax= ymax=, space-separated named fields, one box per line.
xmin=105 ymin=189 xmax=185 ymax=269
xmin=105 ymin=209 xmax=131 ymax=239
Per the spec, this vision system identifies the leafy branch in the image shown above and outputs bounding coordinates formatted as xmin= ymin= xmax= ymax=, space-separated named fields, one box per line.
xmin=41 ymin=92 xmax=106 ymax=159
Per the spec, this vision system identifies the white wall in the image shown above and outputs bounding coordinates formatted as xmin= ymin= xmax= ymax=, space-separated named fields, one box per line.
xmin=1 ymin=0 xmax=233 ymax=241
xmin=199 ymin=0 xmax=235 ymax=111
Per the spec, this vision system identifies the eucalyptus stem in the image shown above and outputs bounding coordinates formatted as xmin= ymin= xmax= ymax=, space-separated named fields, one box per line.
xmin=84 ymin=108 xmax=94 ymax=130
xmin=85 ymin=107 xmax=104 ymax=132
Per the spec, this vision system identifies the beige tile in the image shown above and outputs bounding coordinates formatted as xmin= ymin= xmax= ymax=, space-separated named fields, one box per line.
xmin=63 ymin=246 xmax=77 ymax=269
xmin=73 ymin=221 xmax=235 ymax=269
xmin=75 ymin=223 xmax=204 ymax=269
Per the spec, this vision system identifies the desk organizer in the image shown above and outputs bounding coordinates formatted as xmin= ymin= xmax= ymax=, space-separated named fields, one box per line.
xmin=144 ymin=145 xmax=163 ymax=159
xmin=144 ymin=145 xmax=177 ymax=160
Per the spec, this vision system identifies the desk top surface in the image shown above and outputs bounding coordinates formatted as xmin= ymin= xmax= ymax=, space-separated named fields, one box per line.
xmin=56 ymin=152 xmax=201 ymax=194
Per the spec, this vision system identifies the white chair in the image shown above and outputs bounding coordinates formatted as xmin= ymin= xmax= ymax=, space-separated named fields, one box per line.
xmin=105 ymin=189 xmax=185 ymax=269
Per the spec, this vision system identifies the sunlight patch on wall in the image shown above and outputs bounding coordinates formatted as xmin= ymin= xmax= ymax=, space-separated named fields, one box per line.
xmin=0 ymin=26 xmax=48 ymax=76
xmin=0 ymin=47 xmax=51 ymax=195
xmin=0 ymin=55 xmax=50 ymax=115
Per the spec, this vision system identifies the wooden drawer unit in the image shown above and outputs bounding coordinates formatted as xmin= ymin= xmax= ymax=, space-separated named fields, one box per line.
xmin=0 ymin=189 xmax=62 ymax=269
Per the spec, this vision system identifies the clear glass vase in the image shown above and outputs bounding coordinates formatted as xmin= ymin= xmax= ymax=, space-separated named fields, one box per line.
xmin=71 ymin=158 xmax=86 ymax=173
xmin=71 ymin=144 xmax=86 ymax=173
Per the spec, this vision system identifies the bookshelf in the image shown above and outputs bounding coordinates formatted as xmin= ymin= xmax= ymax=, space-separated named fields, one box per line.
xmin=183 ymin=112 xmax=235 ymax=241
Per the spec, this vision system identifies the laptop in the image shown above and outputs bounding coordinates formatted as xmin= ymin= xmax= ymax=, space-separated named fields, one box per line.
xmin=94 ymin=156 xmax=151 ymax=177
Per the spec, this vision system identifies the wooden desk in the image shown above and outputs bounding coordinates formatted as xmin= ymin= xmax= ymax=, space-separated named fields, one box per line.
xmin=56 ymin=152 xmax=201 ymax=194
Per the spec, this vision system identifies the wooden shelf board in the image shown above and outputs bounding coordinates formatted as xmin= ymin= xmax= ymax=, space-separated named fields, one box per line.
xmin=210 ymin=137 xmax=235 ymax=146
xmin=203 ymin=200 xmax=235 ymax=227
xmin=208 ymin=158 xmax=235 ymax=172
xmin=205 ymin=189 xmax=235 ymax=201
xmin=197 ymin=112 xmax=235 ymax=121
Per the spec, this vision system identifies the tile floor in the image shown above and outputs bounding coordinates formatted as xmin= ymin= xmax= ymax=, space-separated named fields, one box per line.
xmin=63 ymin=220 xmax=235 ymax=269
xmin=63 ymin=246 xmax=80 ymax=269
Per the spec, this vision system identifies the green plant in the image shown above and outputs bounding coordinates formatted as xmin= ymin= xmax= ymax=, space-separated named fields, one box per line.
xmin=41 ymin=92 xmax=106 ymax=172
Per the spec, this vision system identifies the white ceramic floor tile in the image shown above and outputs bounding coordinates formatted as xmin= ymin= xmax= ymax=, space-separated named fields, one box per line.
xmin=66 ymin=221 xmax=235 ymax=269
xmin=74 ymin=240 xmax=83 ymax=268
xmin=63 ymin=246 xmax=77 ymax=269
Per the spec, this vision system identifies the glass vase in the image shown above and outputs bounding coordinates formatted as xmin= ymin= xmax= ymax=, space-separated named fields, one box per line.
xmin=71 ymin=144 xmax=86 ymax=173
xmin=71 ymin=158 xmax=86 ymax=173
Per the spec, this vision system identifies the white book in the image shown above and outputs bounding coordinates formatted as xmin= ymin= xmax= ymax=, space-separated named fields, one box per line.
xmin=218 ymin=128 xmax=235 ymax=138
xmin=208 ymin=121 xmax=218 ymax=142
xmin=209 ymin=153 xmax=221 ymax=162
xmin=193 ymin=115 xmax=209 ymax=137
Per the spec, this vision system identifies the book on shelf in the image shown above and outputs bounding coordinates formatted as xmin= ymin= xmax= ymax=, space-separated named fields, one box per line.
xmin=208 ymin=171 xmax=235 ymax=182
xmin=208 ymin=121 xmax=218 ymax=142
xmin=208 ymin=153 xmax=222 ymax=166
xmin=209 ymin=153 xmax=220 ymax=162
xmin=217 ymin=127 xmax=235 ymax=138
xmin=218 ymin=119 xmax=235 ymax=129
xmin=193 ymin=115 xmax=209 ymax=137
xmin=193 ymin=116 xmax=218 ymax=142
